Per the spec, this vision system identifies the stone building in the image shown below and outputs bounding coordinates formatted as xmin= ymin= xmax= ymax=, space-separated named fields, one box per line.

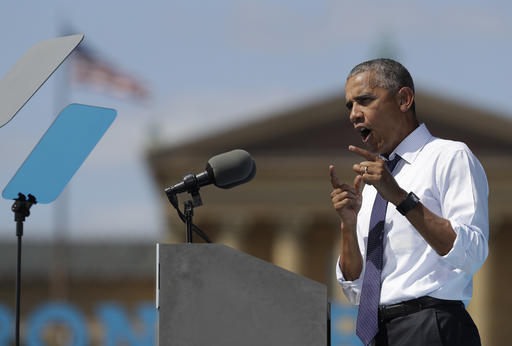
xmin=147 ymin=90 xmax=512 ymax=345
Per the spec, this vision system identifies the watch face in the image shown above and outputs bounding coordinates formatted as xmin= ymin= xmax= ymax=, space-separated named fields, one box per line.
xmin=397 ymin=192 xmax=420 ymax=215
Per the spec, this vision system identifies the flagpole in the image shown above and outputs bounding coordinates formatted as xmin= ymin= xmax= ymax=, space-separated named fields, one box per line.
xmin=50 ymin=23 xmax=71 ymax=301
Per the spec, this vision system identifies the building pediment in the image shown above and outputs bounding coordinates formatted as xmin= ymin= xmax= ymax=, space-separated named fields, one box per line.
xmin=148 ymin=90 xmax=512 ymax=160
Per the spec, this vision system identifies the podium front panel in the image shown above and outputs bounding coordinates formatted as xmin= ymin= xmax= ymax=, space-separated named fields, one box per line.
xmin=158 ymin=243 xmax=327 ymax=346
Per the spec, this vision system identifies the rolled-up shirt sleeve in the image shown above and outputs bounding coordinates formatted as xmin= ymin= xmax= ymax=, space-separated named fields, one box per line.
xmin=336 ymin=256 xmax=364 ymax=305
xmin=438 ymin=146 xmax=489 ymax=275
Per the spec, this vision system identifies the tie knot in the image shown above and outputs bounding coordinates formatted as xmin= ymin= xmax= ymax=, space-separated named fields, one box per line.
xmin=386 ymin=155 xmax=401 ymax=172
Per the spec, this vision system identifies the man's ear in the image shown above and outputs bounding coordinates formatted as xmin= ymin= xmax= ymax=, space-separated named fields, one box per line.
xmin=397 ymin=87 xmax=414 ymax=112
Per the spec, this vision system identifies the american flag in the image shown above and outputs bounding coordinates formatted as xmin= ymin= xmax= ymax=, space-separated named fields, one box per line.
xmin=70 ymin=44 xmax=149 ymax=100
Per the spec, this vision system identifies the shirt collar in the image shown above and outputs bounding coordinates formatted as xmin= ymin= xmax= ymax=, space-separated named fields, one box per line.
xmin=387 ymin=123 xmax=433 ymax=164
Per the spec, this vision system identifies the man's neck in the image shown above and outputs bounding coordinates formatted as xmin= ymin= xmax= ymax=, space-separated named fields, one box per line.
xmin=382 ymin=121 xmax=419 ymax=158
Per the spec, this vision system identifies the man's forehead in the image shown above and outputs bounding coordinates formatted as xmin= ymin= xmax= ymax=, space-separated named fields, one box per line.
xmin=346 ymin=70 xmax=378 ymax=87
xmin=345 ymin=71 xmax=378 ymax=97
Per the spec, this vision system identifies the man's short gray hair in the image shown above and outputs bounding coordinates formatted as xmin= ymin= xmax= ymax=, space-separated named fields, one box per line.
xmin=348 ymin=58 xmax=416 ymax=114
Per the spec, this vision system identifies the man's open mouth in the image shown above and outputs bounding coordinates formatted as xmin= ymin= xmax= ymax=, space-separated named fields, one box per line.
xmin=359 ymin=127 xmax=372 ymax=141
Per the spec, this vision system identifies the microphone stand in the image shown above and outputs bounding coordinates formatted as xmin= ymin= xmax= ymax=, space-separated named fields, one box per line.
xmin=165 ymin=179 xmax=211 ymax=244
xmin=184 ymin=201 xmax=194 ymax=243
xmin=11 ymin=193 xmax=37 ymax=346
xmin=184 ymin=187 xmax=202 ymax=243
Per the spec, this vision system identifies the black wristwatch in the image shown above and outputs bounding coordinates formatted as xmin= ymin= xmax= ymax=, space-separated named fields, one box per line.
xmin=396 ymin=191 xmax=420 ymax=215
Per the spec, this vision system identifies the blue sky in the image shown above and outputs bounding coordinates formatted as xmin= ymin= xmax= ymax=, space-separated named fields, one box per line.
xmin=0 ymin=0 xmax=511 ymax=242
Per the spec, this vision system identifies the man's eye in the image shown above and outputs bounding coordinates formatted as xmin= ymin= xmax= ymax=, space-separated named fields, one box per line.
xmin=346 ymin=102 xmax=353 ymax=110
xmin=358 ymin=97 xmax=372 ymax=105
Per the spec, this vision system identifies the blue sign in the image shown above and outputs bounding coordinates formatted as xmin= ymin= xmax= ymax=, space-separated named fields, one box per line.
xmin=0 ymin=301 xmax=155 ymax=346
xmin=331 ymin=303 xmax=363 ymax=346
xmin=0 ymin=301 xmax=359 ymax=345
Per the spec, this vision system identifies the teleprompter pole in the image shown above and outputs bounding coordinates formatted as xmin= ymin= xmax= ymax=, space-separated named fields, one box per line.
xmin=11 ymin=193 xmax=37 ymax=346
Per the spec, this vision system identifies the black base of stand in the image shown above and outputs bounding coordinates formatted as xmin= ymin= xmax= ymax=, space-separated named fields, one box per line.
xmin=11 ymin=193 xmax=36 ymax=346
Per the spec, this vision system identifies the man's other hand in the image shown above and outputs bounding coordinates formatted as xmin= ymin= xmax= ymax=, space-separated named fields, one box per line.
xmin=330 ymin=165 xmax=363 ymax=226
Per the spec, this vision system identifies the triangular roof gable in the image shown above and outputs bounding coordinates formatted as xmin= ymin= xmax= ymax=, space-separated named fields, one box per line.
xmin=149 ymin=91 xmax=512 ymax=158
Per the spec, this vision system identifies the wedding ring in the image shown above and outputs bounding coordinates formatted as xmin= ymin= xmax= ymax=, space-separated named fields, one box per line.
xmin=364 ymin=166 xmax=369 ymax=174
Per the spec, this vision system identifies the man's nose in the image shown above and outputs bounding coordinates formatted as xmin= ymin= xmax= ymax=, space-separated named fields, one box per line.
xmin=349 ymin=104 xmax=364 ymax=124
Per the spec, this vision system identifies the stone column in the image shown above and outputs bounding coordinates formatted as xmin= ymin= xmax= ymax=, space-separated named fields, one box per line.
xmin=271 ymin=215 xmax=310 ymax=274
xmin=468 ymin=256 xmax=490 ymax=344
xmin=215 ymin=214 xmax=249 ymax=251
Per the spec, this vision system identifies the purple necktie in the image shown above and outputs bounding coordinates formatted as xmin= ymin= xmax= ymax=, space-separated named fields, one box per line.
xmin=356 ymin=155 xmax=401 ymax=345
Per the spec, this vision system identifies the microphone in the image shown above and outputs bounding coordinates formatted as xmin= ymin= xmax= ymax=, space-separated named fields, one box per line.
xmin=165 ymin=149 xmax=256 ymax=196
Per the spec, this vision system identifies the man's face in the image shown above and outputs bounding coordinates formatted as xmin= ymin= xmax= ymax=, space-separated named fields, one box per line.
xmin=345 ymin=71 xmax=405 ymax=156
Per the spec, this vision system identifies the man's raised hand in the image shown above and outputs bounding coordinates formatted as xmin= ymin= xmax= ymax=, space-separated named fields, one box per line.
xmin=329 ymin=165 xmax=363 ymax=226
xmin=349 ymin=145 xmax=406 ymax=205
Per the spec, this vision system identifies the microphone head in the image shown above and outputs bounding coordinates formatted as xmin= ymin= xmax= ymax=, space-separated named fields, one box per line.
xmin=207 ymin=149 xmax=256 ymax=189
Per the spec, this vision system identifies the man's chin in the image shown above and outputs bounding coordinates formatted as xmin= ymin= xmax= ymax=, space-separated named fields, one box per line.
xmin=362 ymin=142 xmax=379 ymax=154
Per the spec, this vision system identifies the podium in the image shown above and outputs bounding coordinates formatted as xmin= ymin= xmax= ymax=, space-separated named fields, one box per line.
xmin=157 ymin=244 xmax=328 ymax=346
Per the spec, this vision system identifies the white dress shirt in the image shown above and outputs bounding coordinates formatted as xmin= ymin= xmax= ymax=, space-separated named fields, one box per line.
xmin=336 ymin=124 xmax=489 ymax=306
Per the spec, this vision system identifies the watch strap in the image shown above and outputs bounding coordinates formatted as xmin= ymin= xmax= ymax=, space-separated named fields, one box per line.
xmin=396 ymin=191 xmax=420 ymax=215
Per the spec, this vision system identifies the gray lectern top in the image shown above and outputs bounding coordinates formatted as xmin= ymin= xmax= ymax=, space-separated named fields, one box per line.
xmin=157 ymin=243 xmax=328 ymax=346
xmin=0 ymin=34 xmax=83 ymax=128
xmin=2 ymin=103 xmax=116 ymax=203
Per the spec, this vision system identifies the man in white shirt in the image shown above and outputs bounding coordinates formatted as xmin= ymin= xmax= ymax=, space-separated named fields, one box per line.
xmin=330 ymin=58 xmax=488 ymax=346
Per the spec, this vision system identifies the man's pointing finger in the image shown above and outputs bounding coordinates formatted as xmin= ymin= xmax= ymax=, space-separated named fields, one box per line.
xmin=349 ymin=145 xmax=378 ymax=161
xmin=329 ymin=165 xmax=341 ymax=188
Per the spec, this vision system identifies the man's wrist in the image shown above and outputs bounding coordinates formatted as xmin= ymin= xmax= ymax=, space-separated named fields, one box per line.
xmin=341 ymin=220 xmax=357 ymax=232
xmin=391 ymin=188 xmax=408 ymax=206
